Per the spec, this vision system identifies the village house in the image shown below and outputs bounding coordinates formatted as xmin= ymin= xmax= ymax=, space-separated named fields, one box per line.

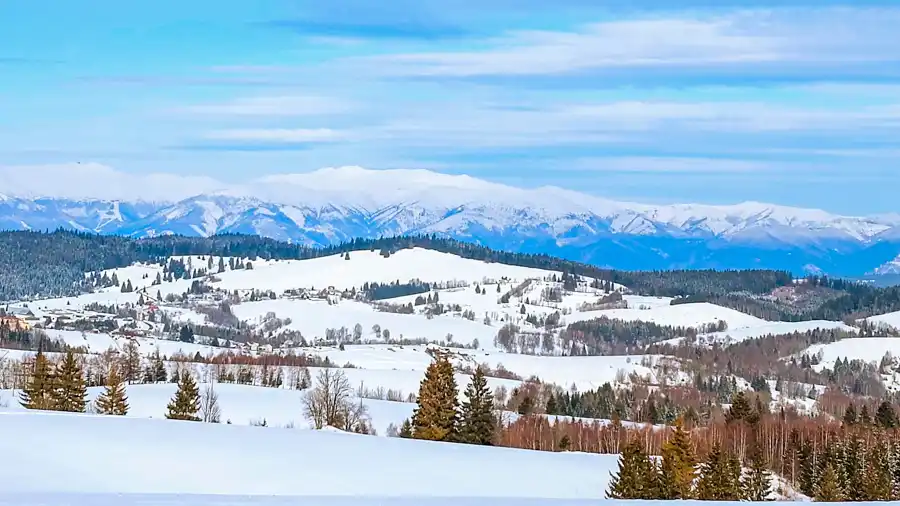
xmin=0 ymin=314 xmax=30 ymax=331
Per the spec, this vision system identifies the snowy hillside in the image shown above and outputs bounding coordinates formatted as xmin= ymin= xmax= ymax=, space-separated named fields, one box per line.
xmin=2 ymin=166 xmax=900 ymax=274
xmin=0 ymin=409 xmax=616 ymax=499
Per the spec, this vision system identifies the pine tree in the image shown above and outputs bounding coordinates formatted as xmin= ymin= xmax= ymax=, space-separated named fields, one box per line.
xmin=798 ymin=440 xmax=816 ymax=497
xmin=726 ymin=391 xmax=753 ymax=423
xmin=52 ymin=350 xmax=87 ymax=413
xmin=96 ymin=363 xmax=129 ymax=415
xmin=658 ymin=418 xmax=697 ymax=499
xmin=697 ymin=443 xmax=741 ymax=501
xmin=545 ymin=394 xmax=558 ymax=415
xmin=458 ymin=367 xmax=496 ymax=445
xmin=859 ymin=404 xmax=872 ymax=425
xmin=815 ymin=462 xmax=844 ymax=502
xmin=19 ymin=349 xmax=56 ymax=410
xmin=165 ymin=371 xmax=201 ymax=421
xmin=411 ymin=356 xmax=458 ymax=441
xmin=696 ymin=443 xmax=727 ymax=500
xmin=725 ymin=452 xmax=744 ymax=500
xmin=875 ymin=401 xmax=898 ymax=429
xmin=399 ymin=418 xmax=412 ymax=438
xmin=862 ymin=437 xmax=892 ymax=501
xmin=743 ymin=439 xmax=772 ymax=501
xmin=607 ymin=439 xmax=658 ymax=499
xmin=842 ymin=403 xmax=858 ymax=426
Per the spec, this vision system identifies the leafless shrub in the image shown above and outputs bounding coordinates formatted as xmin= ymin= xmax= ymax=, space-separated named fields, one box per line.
xmin=302 ymin=369 xmax=353 ymax=429
xmin=200 ymin=383 xmax=222 ymax=423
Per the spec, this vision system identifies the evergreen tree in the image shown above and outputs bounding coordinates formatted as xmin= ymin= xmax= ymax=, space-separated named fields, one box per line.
xmin=399 ymin=418 xmax=412 ymax=438
xmin=545 ymin=394 xmax=558 ymax=415
xmin=798 ymin=441 xmax=816 ymax=497
xmin=607 ymin=439 xmax=658 ymax=500
xmin=95 ymin=363 xmax=129 ymax=415
xmin=52 ymin=350 xmax=87 ymax=413
xmin=743 ymin=439 xmax=772 ymax=501
xmin=859 ymin=404 xmax=872 ymax=425
xmin=814 ymin=462 xmax=844 ymax=502
xmin=179 ymin=325 xmax=195 ymax=344
xmin=658 ymin=418 xmax=697 ymax=499
xmin=697 ymin=443 xmax=742 ymax=501
xmin=726 ymin=391 xmax=753 ymax=423
xmin=875 ymin=401 xmax=898 ymax=429
xmin=458 ymin=367 xmax=496 ymax=445
xmin=517 ymin=395 xmax=534 ymax=416
xmin=19 ymin=349 xmax=56 ymax=410
xmin=411 ymin=357 xmax=458 ymax=441
xmin=842 ymin=403 xmax=858 ymax=426
xmin=862 ymin=438 xmax=892 ymax=501
xmin=165 ymin=371 xmax=201 ymax=421
xmin=696 ymin=443 xmax=727 ymax=500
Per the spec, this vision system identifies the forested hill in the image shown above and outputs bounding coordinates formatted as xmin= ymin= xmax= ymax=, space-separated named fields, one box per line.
xmin=0 ymin=230 xmax=793 ymax=302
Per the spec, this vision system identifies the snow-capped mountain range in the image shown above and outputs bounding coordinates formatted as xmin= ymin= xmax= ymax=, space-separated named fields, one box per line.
xmin=2 ymin=166 xmax=899 ymax=276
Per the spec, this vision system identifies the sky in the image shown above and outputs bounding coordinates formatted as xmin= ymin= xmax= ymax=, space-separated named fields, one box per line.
xmin=2 ymin=0 xmax=900 ymax=214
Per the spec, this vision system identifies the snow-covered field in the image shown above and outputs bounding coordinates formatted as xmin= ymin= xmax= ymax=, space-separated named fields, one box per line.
xmin=34 ymin=329 xmax=220 ymax=357
xmin=0 ymin=409 xmax=616 ymax=499
xmin=868 ymin=309 xmax=900 ymax=330
xmin=291 ymin=344 xmax=666 ymax=391
xmin=232 ymin=298 xmax=497 ymax=348
xmin=0 ymin=382 xmax=415 ymax=435
xmin=802 ymin=337 xmax=900 ymax=370
xmin=2 ymin=247 xmax=870 ymax=409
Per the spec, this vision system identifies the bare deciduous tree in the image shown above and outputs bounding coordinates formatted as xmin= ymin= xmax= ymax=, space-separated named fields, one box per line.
xmin=200 ymin=383 xmax=222 ymax=423
xmin=303 ymin=369 xmax=353 ymax=429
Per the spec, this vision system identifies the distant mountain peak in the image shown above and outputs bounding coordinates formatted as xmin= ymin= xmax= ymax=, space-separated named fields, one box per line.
xmin=0 ymin=165 xmax=898 ymax=275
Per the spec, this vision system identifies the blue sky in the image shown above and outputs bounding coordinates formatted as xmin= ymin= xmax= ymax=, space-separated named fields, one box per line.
xmin=2 ymin=0 xmax=900 ymax=213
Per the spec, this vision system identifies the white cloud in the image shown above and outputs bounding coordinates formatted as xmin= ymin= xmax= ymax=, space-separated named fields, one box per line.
xmin=184 ymin=95 xmax=353 ymax=116
xmin=0 ymin=163 xmax=228 ymax=202
xmin=569 ymin=156 xmax=773 ymax=173
xmin=561 ymin=101 xmax=900 ymax=132
xmin=366 ymin=8 xmax=900 ymax=77
xmin=204 ymin=128 xmax=347 ymax=143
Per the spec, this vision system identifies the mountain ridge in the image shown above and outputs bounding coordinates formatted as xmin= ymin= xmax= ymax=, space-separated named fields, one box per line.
xmin=1 ymin=166 xmax=899 ymax=276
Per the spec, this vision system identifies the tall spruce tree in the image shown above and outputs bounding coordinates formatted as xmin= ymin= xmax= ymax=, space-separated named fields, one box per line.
xmin=165 ymin=371 xmax=201 ymax=421
xmin=658 ymin=418 xmax=697 ymax=499
xmin=859 ymin=404 xmax=872 ymax=425
xmin=743 ymin=439 xmax=772 ymax=501
xmin=726 ymin=391 xmax=753 ymax=424
xmin=458 ymin=366 xmax=496 ymax=445
xmin=52 ymin=350 xmax=87 ymax=413
xmin=798 ymin=440 xmax=816 ymax=497
xmin=411 ymin=356 xmax=458 ymax=441
xmin=19 ymin=349 xmax=56 ymax=410
xmin=697 ymin=443 xmax=730 ymax=500
xmin=862 ymin=438 xmax=892 ymax=501
xmin=815 ymin=462 xmax=844 ymax=502
xmin=96 ymin=363 xmax=129 ymax=415
xmin=875 ymin=401 xmax=898 ymax=429
xmin=607 ymin=439 xmax=659 ymax=499
xmin=842 ymin=403 xmax=858 ymax=426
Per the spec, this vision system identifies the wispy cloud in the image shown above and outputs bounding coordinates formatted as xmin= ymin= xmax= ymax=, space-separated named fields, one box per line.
xmin=0 ymin=163 xmax=225 ymax=201
xmin=261 ymin=19 xmax=474 ymax=41
xmin=569 ymin=156 xmax=775 ymax=173
xmin=183 ymin=96 xmax=353 ymax=116
xmin=204 ymin=128 xmax=347 ymax=143
xmin=365 ymin=8 xmax=900 ymax=77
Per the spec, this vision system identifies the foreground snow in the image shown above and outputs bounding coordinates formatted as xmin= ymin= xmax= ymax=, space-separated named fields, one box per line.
xmin=0 ymin=410 xmax=614 ymax=498
xmin=0 ymin=496 xmax=815 ymax=506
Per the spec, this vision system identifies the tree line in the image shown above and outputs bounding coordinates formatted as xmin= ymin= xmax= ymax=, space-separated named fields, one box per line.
xmin=0 ymin=230 xmax=794 ymax=302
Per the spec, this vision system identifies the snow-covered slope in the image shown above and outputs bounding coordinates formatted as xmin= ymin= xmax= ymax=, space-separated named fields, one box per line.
xmin=2 ymin=166 xmax=899 ymax=274
xmin=0 ymin=409 xmax=616 ymax=499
